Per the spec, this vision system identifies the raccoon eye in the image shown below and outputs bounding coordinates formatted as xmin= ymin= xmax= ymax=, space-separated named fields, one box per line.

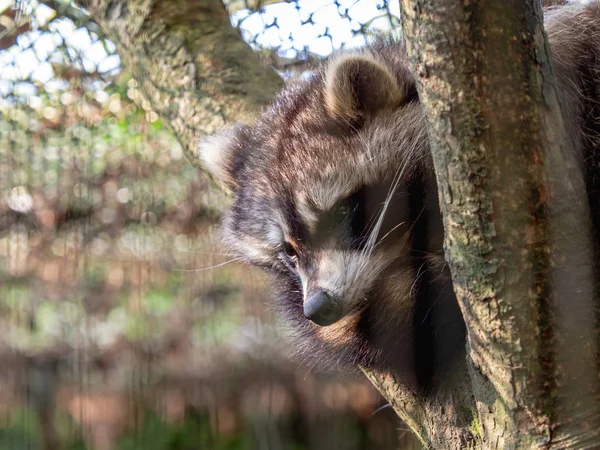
xmin=283 ymin=242 xmax=298 ymax=263
xmin=337 ymin=204 xmax=349 ymax=217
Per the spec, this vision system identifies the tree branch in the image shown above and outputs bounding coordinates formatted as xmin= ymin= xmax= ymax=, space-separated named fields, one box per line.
xmin=225 ymin=0 xmax=285 ymax=13
xmin=38 ymin=0 xmax=105 ymax=38
xmin=362 ymin=358 xmax=477 ymax=449
xmin=73 ymin=0 xmax=284 ymax=174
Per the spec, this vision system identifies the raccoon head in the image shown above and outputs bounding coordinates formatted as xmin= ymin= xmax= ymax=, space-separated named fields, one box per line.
xmin=199 ymin=44 xmax=463 ymax=377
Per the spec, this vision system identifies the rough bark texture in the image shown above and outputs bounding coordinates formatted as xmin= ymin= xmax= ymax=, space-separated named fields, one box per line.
xmin=363 ymin=359 xmax=477 ymax=449
xmin=397 ymin=0 xmax=600 ymax=448
xmin=71 ymin=0 xmax=283 ymax=175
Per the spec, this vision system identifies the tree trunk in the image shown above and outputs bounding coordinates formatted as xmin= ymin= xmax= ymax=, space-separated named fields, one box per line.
xmin=62 ymin=0 xmax=600 ymax=447
xmin=392 ymin=0 xmax=600 ymax=447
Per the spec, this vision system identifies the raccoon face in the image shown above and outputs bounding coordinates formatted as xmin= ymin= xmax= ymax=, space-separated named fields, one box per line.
xmin=200 ymin=45 xmax=463 ymax=375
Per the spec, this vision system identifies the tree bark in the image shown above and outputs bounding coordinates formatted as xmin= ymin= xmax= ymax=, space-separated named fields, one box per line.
xmin=396 ymin=0 xmax=600 ymax=447
xmin=363 ymin=359 xmax=477 ymax=448
xmin=70 ymin=0 xmax=284 ymax=174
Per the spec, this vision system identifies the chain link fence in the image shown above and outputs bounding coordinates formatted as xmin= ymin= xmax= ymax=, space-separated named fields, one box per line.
xmin=0 ymin=1 xmax=414 ymax=449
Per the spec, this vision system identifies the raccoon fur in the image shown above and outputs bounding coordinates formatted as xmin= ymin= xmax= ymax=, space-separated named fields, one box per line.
xmin=200 ymin=2 xmax=600 ymax=386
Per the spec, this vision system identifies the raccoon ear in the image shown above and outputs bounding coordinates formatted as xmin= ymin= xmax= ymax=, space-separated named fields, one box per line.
xmin=198 ymin=124 xmax=248 ymax=191
xmin=324 ymin=53 xmax=411 ymax=122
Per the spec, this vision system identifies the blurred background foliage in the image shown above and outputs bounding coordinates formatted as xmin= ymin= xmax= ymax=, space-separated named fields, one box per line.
xmin=0 ymin=0 xmax=417 ymax=448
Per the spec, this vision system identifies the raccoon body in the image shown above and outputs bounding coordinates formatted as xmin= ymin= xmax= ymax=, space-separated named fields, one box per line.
xmin=201 ymin=3 xmax=600 ymax=386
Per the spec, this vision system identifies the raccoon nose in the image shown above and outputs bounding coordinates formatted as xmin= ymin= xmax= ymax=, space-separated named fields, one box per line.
xmin=304 ymin=291 xmax=344 ymax=326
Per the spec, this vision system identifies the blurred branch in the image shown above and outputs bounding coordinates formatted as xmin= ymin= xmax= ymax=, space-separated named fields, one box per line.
xmin=0 ymin=8 xmax=32 ymax=50
xmin=225 ymin=0 xmax=286 ymax=13
xmin=38 ymin=0 xmax=105 ymax=37
xmin=70 ymin=0 xmax=284 ymax=177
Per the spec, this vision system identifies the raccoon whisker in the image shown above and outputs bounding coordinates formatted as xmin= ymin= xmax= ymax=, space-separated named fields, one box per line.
xmin=353 ymin=249 xmax=386 ymax=293
xmin=374 ymin=221 xmax=406 ymax=248
xmin=360 ymin=191 xmax=411 ymax=250
xmin=179 ymin=250 xmax=243 ymax=256
xmin=396 ymin=204 xmax=426 ymax=256
xmin=400 ymin=206 xmax=425 ymax=264
xmin=371 ymin=403 xmax=393 ymax=417
xmin=374 ymin=148 xmax=421 ymax=231
xmin=345 ymin=297 xmax=369 ymax=317
xmin=351 ymin=252 xmax=395 ymax=305
xmin=408 ymin=248 xmax=440 ymax=256
xmin=362 ymin=160 xmax=406 ymax=255
xmin=173 ymin=257 xmax=245 ymax=272
xmin=377 ymin=202 xmax=425 ymax=266
xmin=363 ymin=183 xmax=398 ymax=253
xmin=365 ymin=181 xmax=399 ymax=253
xmin=360 ymin=154 xmax=413 ymax=267
xmin=409 ymin=261 xmax=429 ymax=298
xmin=421 ymin=288 xmax=446 ymax=325
xmin=361 ymin=188 xmax=409 ymax=241
xmin=362 ymin=201 xmax=387 ymax=243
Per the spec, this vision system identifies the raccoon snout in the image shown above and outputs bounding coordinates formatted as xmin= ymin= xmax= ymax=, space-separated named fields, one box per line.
xmin=303 ymin=290 xmax=344 ymax=326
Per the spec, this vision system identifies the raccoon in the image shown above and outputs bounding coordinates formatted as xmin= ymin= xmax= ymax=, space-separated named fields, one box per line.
xmin=200 ymin=2 xmax=600 ymax=386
